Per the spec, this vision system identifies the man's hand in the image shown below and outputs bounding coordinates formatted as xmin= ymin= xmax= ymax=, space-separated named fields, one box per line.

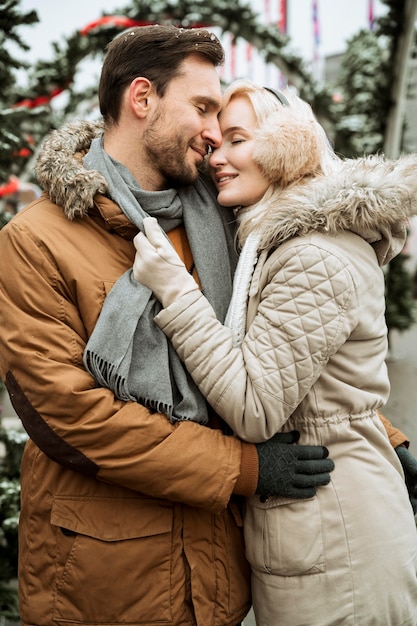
xmin=255 ymin=431 xmax=335 ymax=499
xmin=395 ymin=445 xmax=417 ymax=514
xmin=133 ymin=217 xmax=199 ymax=307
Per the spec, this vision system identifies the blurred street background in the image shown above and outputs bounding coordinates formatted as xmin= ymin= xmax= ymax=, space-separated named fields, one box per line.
xmin=384 ymin=326 xmax=417 ymax=445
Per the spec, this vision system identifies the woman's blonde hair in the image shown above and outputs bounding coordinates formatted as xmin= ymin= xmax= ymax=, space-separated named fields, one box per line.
xmin=221 ymin=79 xmax=341 ymax=245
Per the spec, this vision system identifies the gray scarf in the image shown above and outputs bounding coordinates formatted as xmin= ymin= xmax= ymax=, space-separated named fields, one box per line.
xmin=83 ymin=136 xmax=236 ymax=423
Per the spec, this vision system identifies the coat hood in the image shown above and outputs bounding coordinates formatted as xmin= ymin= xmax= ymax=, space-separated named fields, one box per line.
xmin=253 ymin=153 xmax=417 ymax=265
xmin=36 ymin=119 xmax=106 ymax=220
xmin=36 ymin=120 xmax=417 ymax=265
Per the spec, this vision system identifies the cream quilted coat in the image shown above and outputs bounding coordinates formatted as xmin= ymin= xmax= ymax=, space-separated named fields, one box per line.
xmin=154 ymin=155 xmax=417 ymax=625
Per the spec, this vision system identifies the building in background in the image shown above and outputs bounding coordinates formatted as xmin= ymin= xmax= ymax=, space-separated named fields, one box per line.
xmin=215 ymin=0 xmax=381 ymax=88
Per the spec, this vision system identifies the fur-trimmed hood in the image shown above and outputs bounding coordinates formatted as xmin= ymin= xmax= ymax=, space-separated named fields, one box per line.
xmin=36 ymin=119 xmax=106 ymax=221
xmin=255 ymin=153 xmax=417 ymax=264
xmin=36 ymin=119 xmax=417 ymax=265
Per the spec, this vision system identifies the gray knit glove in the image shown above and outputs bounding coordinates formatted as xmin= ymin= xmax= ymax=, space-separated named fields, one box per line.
xmin=255 ymin=431 xmax=334 ymax=499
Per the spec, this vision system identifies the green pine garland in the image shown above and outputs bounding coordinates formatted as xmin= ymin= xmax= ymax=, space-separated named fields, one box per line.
xmin=0 ymin=427 xmax=27 ymax=621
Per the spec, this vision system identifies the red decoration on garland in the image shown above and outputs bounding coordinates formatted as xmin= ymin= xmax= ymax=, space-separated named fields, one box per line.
xmin=0 ymin=176 xmax=20 ymax=198
xmin=14 ymin=148 xmax=32 ymax=157
xmin=13 ymin=87 xmax=65 ymax=109
xmin=80 ymin=16 xmax=211 ymax=36
xmin=80 ymin=16 xmax=152 ymax=36
xmin=13 ymin=135 xmax=35 ymax=158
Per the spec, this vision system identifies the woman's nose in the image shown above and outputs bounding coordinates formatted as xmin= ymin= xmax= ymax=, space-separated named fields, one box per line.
xmin=209 ymin=146 xmax=226 ymax=168
xmin=202 ymin=117 xmax=222 ymax=150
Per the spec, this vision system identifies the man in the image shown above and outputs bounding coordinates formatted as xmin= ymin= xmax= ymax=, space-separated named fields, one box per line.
xmin=0 ymin=25 xmax=335 ymax=626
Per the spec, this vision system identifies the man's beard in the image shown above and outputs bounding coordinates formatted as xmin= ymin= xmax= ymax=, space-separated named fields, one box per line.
xmin=143 ymin=109 xmax=199 ymax=187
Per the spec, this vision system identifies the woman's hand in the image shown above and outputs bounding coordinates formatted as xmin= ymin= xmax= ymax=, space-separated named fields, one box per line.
xmin=133 ymin=217 xmax=199 ymax=308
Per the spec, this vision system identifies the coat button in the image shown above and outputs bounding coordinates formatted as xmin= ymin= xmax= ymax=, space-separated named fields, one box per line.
xmin=260 ymin=495 xmax=269 ymax=503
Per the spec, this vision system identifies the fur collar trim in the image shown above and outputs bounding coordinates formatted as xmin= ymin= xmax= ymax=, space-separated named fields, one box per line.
xmin=36 ymin=119 xmax=106 ymax=220
xmin=254 ymin=154 xmax=417 ymax=264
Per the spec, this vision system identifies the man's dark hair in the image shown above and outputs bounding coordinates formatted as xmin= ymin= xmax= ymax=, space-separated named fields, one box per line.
xmin=99 ymin=24 xmax=225 ymax=124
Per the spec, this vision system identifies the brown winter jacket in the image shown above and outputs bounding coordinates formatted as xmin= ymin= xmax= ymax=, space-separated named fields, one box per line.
xmin=0 ymin=124 xmax=253 ymax=625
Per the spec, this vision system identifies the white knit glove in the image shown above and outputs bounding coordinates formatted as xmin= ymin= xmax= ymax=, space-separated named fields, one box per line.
xmin=133 ymin=216 xmax=199 ymax=308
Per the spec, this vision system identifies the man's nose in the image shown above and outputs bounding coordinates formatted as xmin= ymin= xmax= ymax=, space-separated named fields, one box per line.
xmin=202 ymin=118 xmax=222 ymax=149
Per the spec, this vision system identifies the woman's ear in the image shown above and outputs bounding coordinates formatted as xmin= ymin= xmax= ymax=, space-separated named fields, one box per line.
xmin=253 ymin=109 xmax=321 ymax=187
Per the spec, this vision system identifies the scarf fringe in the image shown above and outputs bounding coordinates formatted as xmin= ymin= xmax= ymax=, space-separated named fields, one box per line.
xmin=84 ymin=351 xmax=134 ymax=402
xmin=84 ymin=351 xmax=204 ymax=424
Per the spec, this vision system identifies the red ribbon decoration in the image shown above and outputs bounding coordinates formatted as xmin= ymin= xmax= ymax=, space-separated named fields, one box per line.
xmin=80 ymin=16 xmax=152 ymax=35
xmin=13 ymin=86 xmax=65 ymax=110
xmin=0 ymin=176 xmax=20 ymax=198
xmin=80 ymin=16 xmax=211 ymax=36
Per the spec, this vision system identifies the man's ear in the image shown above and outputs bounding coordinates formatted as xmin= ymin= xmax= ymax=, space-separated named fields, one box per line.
xmin=129 ymin=78 xmax=154 ymax=119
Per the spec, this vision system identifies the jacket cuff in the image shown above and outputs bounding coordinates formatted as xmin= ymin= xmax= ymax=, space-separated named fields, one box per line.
xmin=154 ymin=290 xmax=203 ymax=326
xmin=378 ymin=411 xmax=410 ymax=448
xmin=233 ymin=442 xmax=258 ymax=497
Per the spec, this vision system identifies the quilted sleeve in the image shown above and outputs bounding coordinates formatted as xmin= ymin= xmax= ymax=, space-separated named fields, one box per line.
xmin=155 ymin=242 xmax=358 ymax=442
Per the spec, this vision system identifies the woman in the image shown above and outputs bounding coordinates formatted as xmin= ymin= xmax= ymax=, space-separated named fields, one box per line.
xmin=133 ymin=80 xmax=417 ymax=625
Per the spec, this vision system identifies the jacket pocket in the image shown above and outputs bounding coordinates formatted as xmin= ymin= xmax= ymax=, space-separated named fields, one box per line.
xmin=51 ymin=495 xmax=174 ymax=624
xmin=244 ymin=494 xmax=324 ymax=576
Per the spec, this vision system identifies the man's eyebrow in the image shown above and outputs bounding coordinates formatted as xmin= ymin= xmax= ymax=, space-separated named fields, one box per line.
xmin=195 ymin=96 xmax=222 ymax=110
